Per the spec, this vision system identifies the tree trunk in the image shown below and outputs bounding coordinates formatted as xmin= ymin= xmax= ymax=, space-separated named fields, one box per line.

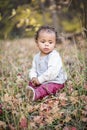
xmin=49 ymin=0 xmax=60 ymax=33
xmin=40 ymin=0 xmax=47 ymax=24
xmin=83 ymin=1 xmax=87 ymax=37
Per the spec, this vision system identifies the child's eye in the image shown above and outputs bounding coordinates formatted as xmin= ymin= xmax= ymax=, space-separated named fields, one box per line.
xmin=49 ymin=42 xmax=52 ymax=44
xmin=41 ymin=41 xmax=45 ymax=43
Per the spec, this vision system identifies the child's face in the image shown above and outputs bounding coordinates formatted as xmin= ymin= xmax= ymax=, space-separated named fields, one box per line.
xmin=36 ymin=31 xmax=56 ymax=56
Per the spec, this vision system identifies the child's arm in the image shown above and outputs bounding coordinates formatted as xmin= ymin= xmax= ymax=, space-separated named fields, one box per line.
xmin=29 ymin=56 xmax=37 ymax=80
xmin=38 ymin=52 xmax=62 ymax=84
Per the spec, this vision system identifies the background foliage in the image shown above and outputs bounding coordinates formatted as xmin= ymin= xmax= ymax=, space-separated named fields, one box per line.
xmin=0 ymin=0 xmax=87 ymax=39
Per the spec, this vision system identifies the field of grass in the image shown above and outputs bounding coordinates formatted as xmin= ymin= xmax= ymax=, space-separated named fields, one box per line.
xmin=0 ymin=38 xmax=87 ymax=130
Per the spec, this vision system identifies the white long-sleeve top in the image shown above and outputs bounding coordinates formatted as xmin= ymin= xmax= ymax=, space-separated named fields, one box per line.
xmin=29 ymin=50 xmax=67 ymax=84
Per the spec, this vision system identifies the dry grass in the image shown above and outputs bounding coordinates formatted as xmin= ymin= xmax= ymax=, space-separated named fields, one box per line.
xmin=0 ymin=38 xmax=87 ymax=130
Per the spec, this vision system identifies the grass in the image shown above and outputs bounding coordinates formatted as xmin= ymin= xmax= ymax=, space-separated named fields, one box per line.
xmin=0 ymin=37 xmax=87 ymax=130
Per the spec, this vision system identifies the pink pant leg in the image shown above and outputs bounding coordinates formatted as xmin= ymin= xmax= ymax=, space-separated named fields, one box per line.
xmin=28 ymin=81 xmax=64 ymax=100
xmin=35 ymin=83 xmax=64 ymax=100
xmin=28 ymin=81 xmax=48 ymax=100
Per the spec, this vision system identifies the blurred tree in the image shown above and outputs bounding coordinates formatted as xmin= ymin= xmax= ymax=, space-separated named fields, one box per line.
xmin=82 ymin=0 xmax=87 ymax=37
xmin=49 ymin=0 xmax=60 ymax=33
xmin=0 ymin=0 xmax=41 ymax=38
xmin=40 ymin=0 xmax=46 ymax=24
xmin=69 ymin=0 xmax=87 ymax=37
xmin=0 ymin=0 xmax=87 ymax=39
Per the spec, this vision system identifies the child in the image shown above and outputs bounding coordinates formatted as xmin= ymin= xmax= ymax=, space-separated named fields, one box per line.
xmin=26 ymin=25 xmax=67 ymax=101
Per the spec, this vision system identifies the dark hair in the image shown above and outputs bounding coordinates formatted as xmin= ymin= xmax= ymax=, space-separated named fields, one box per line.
xmin=35 ymin=25 xmax=58 ymax=43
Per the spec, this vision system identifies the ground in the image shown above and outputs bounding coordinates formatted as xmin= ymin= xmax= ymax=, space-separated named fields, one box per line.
xmin=0 ymin=38 xmax=87 ymax=130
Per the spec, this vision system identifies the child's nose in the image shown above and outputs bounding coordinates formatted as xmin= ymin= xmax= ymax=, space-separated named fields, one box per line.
xmin=45 ymin=42 xmax=49 ymax=46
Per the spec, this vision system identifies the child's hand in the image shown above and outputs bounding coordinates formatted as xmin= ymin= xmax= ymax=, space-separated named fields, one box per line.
xmin=31 ymin=77 xmax=40 ymax=86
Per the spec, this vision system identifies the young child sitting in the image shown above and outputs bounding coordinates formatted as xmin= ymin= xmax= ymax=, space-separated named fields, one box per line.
xmin=26 ymin=25 xmax=67 ymax=101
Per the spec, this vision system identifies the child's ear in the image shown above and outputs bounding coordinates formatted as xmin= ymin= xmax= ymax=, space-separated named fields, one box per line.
xmin=35 ymin=40 xmax=38 ymax=43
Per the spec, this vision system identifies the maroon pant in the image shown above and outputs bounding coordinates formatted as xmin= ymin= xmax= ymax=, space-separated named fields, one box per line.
xmin=29 ymin=81 xmax=64 ymax=100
